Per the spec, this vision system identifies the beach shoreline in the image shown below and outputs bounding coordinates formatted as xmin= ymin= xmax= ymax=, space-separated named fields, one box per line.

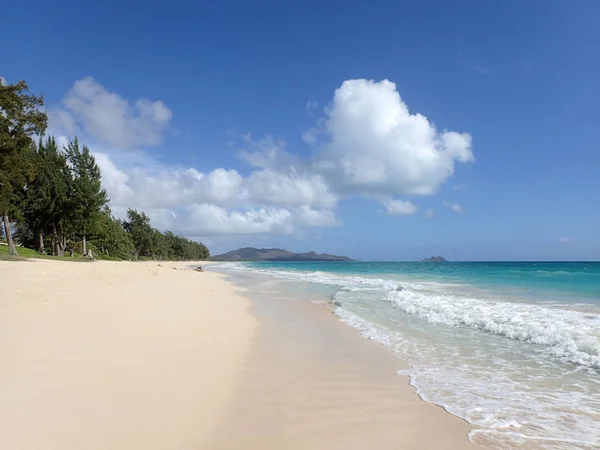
xmin=1 ymin=259 xmax=476 ymax=449
xmin=211 ymin=267 xmax=476 ymax=449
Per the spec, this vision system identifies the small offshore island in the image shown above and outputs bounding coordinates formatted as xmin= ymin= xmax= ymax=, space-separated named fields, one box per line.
xmin=421 ymin=256 xmax=447 ymax=262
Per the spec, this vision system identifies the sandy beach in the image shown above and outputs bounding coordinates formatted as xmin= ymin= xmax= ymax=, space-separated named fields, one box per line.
xmin=0 ymin=259 xmax=475 ymax=449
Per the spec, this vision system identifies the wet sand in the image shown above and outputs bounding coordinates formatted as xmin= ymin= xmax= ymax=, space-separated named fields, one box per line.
xmin=211 ymin=273 xmax=476 ymax=449
xmin=0 ymin=259 xmax=475 ymax=449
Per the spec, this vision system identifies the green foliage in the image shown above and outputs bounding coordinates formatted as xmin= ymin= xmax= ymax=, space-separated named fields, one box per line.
xmin=64 ymin=138 xmax=108 ymax=255
xmin=3 ymin=77 xmax=210 ymax=262
xmin=0 ymin=79 xmax=48 ymax=255
xmin=122 ymin=209 xmax=155 ymax=259
xmin=122 ymin=209 xmax=209 ymax=261
xmin=162 ymin=230 xmax=210 ymax=260
xmin=88 ymin=208 xmax=135 ymax=260
xmin=20 ymin=137 xmax=73 ymax=256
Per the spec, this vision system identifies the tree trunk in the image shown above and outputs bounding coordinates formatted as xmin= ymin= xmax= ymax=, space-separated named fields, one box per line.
xmin=82 ymin=232 xmax=87 ymax=256
xmin=34 ymin=229 xmax=45 ymax=253
xmin=56 ymin=225 xmax=65 ymax=257
xmin=2 ymin=215 xmax=18 ymax=256
xmin=51 ymin=222 xmax=57 ymax=256
xmin=51 ymin=222 xmax=65 ymax=257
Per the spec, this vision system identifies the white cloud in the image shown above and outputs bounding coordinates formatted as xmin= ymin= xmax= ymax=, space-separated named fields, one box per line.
xmin=94 ymin=153 xmax=244 ymax=209
xmin=301 ymin=127 xmax=318 ymax=145
xmin=50 ymin=77 xmax=172 ymax=149
xmin=48 ymin=76 xmax=474 ymax=238
xmin=443 ymin=201 xmax=463 ymax=213
xmin=181 ymin=204 xmax=295 ymax=235
xmin=131 ymin=203 xmax=338 ymax=237
xmin=0 ymin=76 xmax=6 ymax=86
xmin=239 ymin=134 xmax=300 ymax=171
xmin=93 ymin=151 xmax=339 ymax=236
xmin=305 ymin=100 xmax=319 ymax=116
xmin=559 ymin=237 xmax=577 ymax=244
xmin=95 ymin=150 xmax=337 ymax=212
xmin=93 ymin=153 xmax=135 ymax=203
xmin=238 ymin=134 xmax=337 ymax=209
xmin=308 ymin=79 xmax=473 ymax=197
xmin=424 ymin=208 xmax=436 ymax=219
xmin=293 ymin=205 xmax=339 ymax=227
xmin=381 ymin=198 xmax=418 ymax=216
xmin=246 ymin=170 xmax=336 ymax=209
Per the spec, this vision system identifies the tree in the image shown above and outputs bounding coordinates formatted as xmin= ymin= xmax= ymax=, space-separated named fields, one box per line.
xmin=89 ymin=207 xmax=135 ymax=259
xmin=40 ymin=137 xmax=72 ymax=256
xmin=122 ymin=209 xmax=155 ymax=259
xmin=19 ymin=137 xmax=76 ymax=255
xmin=65 ymin=138 xmax=107 ymax=255
xmin=21 ymin=139 xmax=53 ymax=253
xmin=120 ymin=209 xmax=209 ymax=261
xmin=0 ymin=79 xmax=47 ymax=255
xmin=162 ymin=231 xmax=209 ymax=260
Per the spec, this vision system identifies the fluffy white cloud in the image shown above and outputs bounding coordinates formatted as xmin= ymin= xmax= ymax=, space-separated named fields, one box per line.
xmin=51 ymin=77 xmax=172 ymax=149
xmin=95 ymin=151 xmax=336 ymax=211
xmin=239 ymin=134 xmax=337 ymax=209
xmin=117 ymin=203 xmax=337 ymax=237
xmin=239 ymin=134 xmax=301 ymax=171
xmin=180 ymin=204 xmax=295 ymax=235
xmin=443 ymin=201 xmax=463 ymax=213
xmin=95 ymin=153 xmax=244 ymax=209
xmin=174 ymin=204 xmax=337 ymax=236
xmin=93 ymin=151 xmax=338 ymax=236
xmin=246 ymin=170 xmax=336 ymax=209
xmin=309 ymin=79 xmax=473 ymax=197
xmin=48 ymin=76 xmax=474 ymax=238
xmin=293 ymin=205 xmax=339 ymax=227
xmin=381 ymin=198 xmax=418 ymax=216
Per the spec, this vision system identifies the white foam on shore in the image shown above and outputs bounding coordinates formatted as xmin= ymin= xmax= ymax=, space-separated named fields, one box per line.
xmin=335 ymin=307 xmax=600 ymax=449
xmin=216 ymin=263 xmax=600 ymax=448
xmin=218 ymin=263 xmax=600 ymax=369
xmin=381 ymin=288 xmax=600 ymax=370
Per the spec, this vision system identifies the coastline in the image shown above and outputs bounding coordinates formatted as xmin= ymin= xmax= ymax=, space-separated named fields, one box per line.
xmin=1 ymin=259 xmax=475 ymax=449
xmin=211 ymin=268 xmax=476 ymax=449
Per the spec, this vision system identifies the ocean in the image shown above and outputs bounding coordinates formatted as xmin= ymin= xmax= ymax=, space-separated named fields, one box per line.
xmin=214 ymin=261 xmax=600 ymax=449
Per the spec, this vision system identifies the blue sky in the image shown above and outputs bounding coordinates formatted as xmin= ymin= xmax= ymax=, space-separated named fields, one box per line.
xmin=2 ymin=0 xmax=599 ymax=260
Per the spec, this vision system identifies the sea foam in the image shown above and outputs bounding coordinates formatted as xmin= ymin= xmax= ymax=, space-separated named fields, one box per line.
xmin=215 ymin=263 xmax=600 ymax=448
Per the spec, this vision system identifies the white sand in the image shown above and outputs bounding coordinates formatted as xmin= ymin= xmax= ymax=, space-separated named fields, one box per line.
xmin=0 ymin=259 xmax=476 ymax=449
xmin=0 ymin=260 xmax=256 ymax=450
xmin=211 ymin=279 xmax=477 ymax=449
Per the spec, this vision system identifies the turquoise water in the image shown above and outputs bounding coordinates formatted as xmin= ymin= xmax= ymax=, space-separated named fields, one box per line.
xmin=246 ymin=261 xmax=600 ymax=302
xmin=217 ymin=261 xmax=600 ymax=449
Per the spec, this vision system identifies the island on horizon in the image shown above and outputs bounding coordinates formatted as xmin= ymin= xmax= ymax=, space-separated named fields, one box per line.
xmin=210 ymin=247 xmax=353 ymax=262
xmin=421 ymin=256 xmax=447 ymax=262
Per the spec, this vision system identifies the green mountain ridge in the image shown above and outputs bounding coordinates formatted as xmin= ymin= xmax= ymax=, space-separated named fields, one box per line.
xmin=210 ymin=247 xmax=353 ymax=262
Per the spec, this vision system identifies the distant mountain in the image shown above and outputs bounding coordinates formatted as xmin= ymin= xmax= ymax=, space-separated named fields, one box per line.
xmin=421 ymin=256 xmax=447 ymax=262
xmin=210 ymin=247 xmax=353 ymax=262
